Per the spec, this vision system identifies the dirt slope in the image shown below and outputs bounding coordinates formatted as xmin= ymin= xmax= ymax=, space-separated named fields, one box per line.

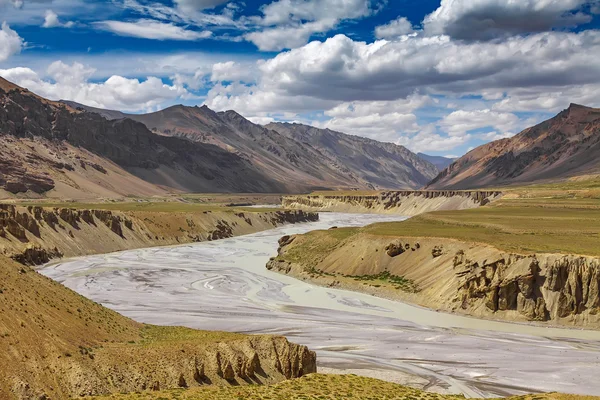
xmin=428 ymin=104 xmax=600 ymax=189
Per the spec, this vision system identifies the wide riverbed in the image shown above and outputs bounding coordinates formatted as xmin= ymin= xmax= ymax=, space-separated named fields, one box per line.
xmin=41 ymin=213 xmax=600 ymax=398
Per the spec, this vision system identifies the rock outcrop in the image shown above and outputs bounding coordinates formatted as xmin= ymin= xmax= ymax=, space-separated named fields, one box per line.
xmin=282 ymin=190 xmax=501 ymax=216
xmin=268 ymin=231 xmax=600 ymax=328
xmin=0 ymin=204 xmax=319 ymax=266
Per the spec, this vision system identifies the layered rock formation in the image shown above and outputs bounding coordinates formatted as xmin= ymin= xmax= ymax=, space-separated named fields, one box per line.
xmin=0 ymin=204 xmax=318 ymax=266
xmin=268 ymin=233 xmax=600 ymax=328
xmin=282 ymin=190 xmax=501 ymax=216
xmin=428 ymin=104 xmax=600 ymax=189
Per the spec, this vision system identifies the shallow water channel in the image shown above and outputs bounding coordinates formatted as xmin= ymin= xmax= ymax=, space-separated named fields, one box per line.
xmin=40 ymin=213 xmax=600 ymax=398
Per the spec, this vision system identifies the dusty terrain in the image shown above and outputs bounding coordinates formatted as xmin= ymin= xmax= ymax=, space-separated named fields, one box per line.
xmin=428 ymin=104 xmax=600 ymax=189
xmin=270 ymin=189 xmax=600 ymax=328
xmin=87 ymin=374 xmax=599 ymax=400
xmin=282 ymin=190 xmax=500 ymax=216
xmin=0 ymin=253 xmax=315 ymax=399
xmin=0 ymin=202 xmax=317 ymax=266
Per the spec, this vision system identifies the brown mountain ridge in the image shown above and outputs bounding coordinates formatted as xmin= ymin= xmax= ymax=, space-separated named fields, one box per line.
xmin=62 ymin=100 xmax=438 ymax=192
xmin=428 ymin=104 xmax=600 ymax=189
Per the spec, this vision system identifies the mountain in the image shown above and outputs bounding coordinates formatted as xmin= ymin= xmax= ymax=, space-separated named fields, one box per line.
xmin=0 ymin=77 xmax=284 ymax=199
xmin=428 ymin=104 xmax=600 ymax=189
xmin=417 ymin=153 xmax=455 ymax=171
xmin=64 ymin=101 xmax=438 ymax=191
xmin=266 ymin=123 xmax=438 ymax=189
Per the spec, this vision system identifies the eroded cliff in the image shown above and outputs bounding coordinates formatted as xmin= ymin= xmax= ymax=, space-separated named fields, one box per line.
xmin=0 ymin=204 xmax=318 ymax=265
xmin=268 ymin=232 xmax=600 ymax=328
xmin=282 ymin=190 xmax=501 ymax=216
xmin=0 ymin=254 xmax=316 ymax=400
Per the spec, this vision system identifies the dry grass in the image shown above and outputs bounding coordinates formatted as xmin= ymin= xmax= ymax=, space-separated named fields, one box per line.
xmin=88 ymin=374 xmax=597 ymax=400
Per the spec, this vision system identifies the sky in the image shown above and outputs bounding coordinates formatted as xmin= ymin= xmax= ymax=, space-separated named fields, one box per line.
xmin=1 ymin=0 xmax=600 ymax=157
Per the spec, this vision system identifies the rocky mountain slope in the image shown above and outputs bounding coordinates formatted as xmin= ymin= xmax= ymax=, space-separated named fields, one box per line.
xmin=428 ymin=104 xmax=600 ymax=189
xmin=63 ymin=101 xmax=437 ymax=191
xmin=0 ymin=77 xmax=288 ymax=198
xmin=267 ymin=123 xmax=438 ymax=189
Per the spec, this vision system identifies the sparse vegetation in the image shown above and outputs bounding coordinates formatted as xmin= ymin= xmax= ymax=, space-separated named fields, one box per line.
xmin=348 ymin=271 xmax=419 ymax=293
xmin=88 ymin=374 xmax=596 ymax=400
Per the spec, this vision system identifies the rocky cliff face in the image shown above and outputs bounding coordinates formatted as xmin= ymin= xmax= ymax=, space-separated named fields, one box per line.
xmin=454 ymin=251 xmax=600 ymax=323
xmin=269 ymin=233 xmax=600 ymax=328
xmin=428 ymin=104 xmax=600 ymax=189
xmin=0 ymin=204 xmax=318 ymax=266
xmin=282 ymin=190 xmax=501 ymax=216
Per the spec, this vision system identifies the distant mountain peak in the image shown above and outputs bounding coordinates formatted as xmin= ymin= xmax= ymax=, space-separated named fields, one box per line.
xmin=428 ymin=103 xmax=600 ymax=189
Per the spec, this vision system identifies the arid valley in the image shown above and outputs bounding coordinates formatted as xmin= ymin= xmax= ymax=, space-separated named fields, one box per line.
xmin=3 ymin=1 xmax=600 ymax=399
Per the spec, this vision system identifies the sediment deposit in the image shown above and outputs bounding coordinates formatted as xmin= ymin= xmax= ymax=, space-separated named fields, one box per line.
xmin=282 ymin=191 xmax=501 ymax=215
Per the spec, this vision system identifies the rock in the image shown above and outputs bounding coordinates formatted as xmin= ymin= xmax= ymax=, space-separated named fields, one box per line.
xmin=497 ymin=279 xmax=519 ymax=311
xmin=385 ymin=242 xmax=405 ymax=257
xmin=432 ymin=246 xmax=443 ymax=258
xmin=278 ymin=235 xmax=295 ymax=247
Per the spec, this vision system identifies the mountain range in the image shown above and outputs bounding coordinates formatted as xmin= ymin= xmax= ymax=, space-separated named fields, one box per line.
xmin=429 ymin=104 xmax=600 ymax=189
xmin=0 ymin=77 xmax=439 ymax=199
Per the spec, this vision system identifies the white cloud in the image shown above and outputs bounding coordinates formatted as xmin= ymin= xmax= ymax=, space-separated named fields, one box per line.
xmin=438 ymin=109 xmax=520 ymax=137
xmin=396 ymin=126 xmax=472 ymax=153
xmin=0 ymin=22 xmax=23 ymax=63
xmin=42 ymin=9 xmax=74 ymax=28
xmin=244 ymin=0 xmax=374 ymax=51
xmin=244 ymin=19 xmax=336 ymax=51
xmin=95 ymin=19 xmax=212 ymax=41
xmin=210 ymin=61 xmax=257 ymax=83
xmin=252 ymin=31 xmax=600 ymax=103
xmin=375 ymin=17 xmax=414 ymax=39
xmin=423 ymin=0 xmax=597 ymax=40
xmin=492 ymin=84 xmax=600 ymax=112
xmin=0 ymin=61 xmax=188 ymax=111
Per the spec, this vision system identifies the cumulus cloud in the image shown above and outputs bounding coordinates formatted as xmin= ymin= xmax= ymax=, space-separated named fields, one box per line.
xmin=42 ymin=9 xmax=74 ymax=28
xmin=95 ymin=19 xmax=212 ymax=40
xmin=0 ymin=61 xmax=188 ymax=111
xmin=423 ymin=0 xmax=598 ymax=40
xmin=396 ymin=126 xmax=472 ymax=153
xmin=244 ymin=0 xmax=375 ymax=51
xmin=438 ymin=109 xmax=520 ymax=137
xmin=374 ymin=17 xmax=414 ymax=39
xmin=0 ymin=22 xmax=24 ymax=63
xmin=210 ymin=61 xmax=257 ymax=83
xmin=252 ymin=31 xmax=600 ymax=103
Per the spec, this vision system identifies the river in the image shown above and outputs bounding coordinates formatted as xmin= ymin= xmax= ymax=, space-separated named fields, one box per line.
xmin=40 ymin=213 xmax=600 ymax=398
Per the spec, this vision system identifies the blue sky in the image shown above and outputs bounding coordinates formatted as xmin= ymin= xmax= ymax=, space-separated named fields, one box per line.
xmin=1 ymin=0 xmax=600 ymax=157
